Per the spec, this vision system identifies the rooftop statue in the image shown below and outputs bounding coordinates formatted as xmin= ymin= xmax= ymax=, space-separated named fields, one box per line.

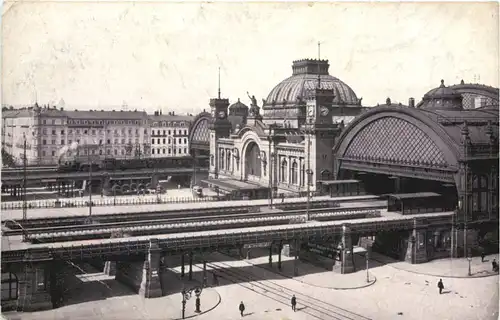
xmin=247 ymin=92 xmax=258 ymax=107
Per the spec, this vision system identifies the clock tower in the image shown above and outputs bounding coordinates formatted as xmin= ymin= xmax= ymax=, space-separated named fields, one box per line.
xmin=208 ymin=97 xmax=231 ymax=179
xmin=305 ymin=87 xmax=339 ymax=187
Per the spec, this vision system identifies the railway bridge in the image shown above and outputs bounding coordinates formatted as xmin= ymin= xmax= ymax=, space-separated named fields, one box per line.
xmin=1 ymin=210 xmax=453 ymax=311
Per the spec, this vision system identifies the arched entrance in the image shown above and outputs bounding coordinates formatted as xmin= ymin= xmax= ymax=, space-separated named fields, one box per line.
xmin=244 ymin=141 xmax=262 ymax=180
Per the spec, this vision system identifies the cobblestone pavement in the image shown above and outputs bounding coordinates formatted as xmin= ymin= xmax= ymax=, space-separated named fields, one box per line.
xmin=3 ymin=253 xmax=498 ymax=320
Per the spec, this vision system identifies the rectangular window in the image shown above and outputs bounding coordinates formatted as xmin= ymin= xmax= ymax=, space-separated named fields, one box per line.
xmin=51 ymin=139 xmax=55 ymax=145
xmin=61 ymin=140 xmax=65 ymax=145
xmin=51 ymin=150 xmax=55 ymax=156
xmin=163 ymin=149 xmax=166 ymax=154
xmin=52 ymin=130 xmax=56 ymax=135
xmin=42 ymin=140 xmax=47 ymax=145
xmin=61 ymin=130 xmax=65 ymax=135
xmin=107 ymin=139 xmax=111 ymax=144
xmin=152 ymin=149 xmax=155 ymax=154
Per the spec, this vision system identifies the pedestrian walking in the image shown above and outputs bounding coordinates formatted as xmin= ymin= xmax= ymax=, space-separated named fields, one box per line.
xmin=492 ymin=259 xmax=499 ymax=272
xmin=291 ymin=295 xmax=297 ymax=312
xmin=437 ymin=279 xmax=444 ymax=294
xmin=239 ymin=301 xmax=245 ymax=317
xmin=281 ymin=193 xmax=285 ymax=203
xmin=481 ymin=252 xmax=485 ymax=262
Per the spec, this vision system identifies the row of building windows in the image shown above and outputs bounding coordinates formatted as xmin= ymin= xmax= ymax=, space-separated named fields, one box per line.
xmin=42 ymin=138 xmax=141 ymax=145
xmin=43 ymin=128 xmax=148 ymax=136
xmin=151 ymin=129 xmax=188 ymax=136
xmin=64 ymin=119 xmax=144 ymax=126
xmin=151 ymin=138 xmax=188 ymax=145
xmin=151 ymin=148 xmax=188 ymax=155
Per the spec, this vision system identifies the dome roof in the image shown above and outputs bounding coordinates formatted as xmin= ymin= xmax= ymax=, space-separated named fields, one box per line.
xmin=229 ymin=98 xmax=248 ymax=111
xmin=418 ymin=80 xmax=463 ymax=111
xmin=264 ymin=59 xmax=360 ymax=107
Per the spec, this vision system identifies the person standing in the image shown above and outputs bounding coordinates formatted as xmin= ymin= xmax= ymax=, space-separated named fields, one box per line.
xmin=239 ymin=301 xmax=245 ymax=317
xmin=291 ymin=295 xmax=297 ymax=312
xmin=481 ymin=252 xmax=485 ymax=262
xmin=437 ymin=279 xmax=444 ymax=294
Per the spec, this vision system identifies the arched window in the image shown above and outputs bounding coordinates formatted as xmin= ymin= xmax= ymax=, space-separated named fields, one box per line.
xmin=220 ymin=150 xmax=225 ymax=170
xmin=281 ymin=159 xmax=288 ymax=183
xmin=301 ymin=164 xmax=305 ymax=187
xmin=1 ymin=273 xmax=18 ymax=301
xmin=291 ymin=161 xmax=298 ymax=185
xmin=226 ymin=151 xmax=231 ymax=171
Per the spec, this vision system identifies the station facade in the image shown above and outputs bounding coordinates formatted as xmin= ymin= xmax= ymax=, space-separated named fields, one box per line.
xmin=189 ymin=57 xmax=499 ymax=257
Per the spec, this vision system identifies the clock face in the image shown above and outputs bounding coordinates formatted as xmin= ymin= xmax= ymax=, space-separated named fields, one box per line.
xmin=308 ymin=108 xmax=315 ymax=117
xmin=218 ymin=111 xmax=226 ymax=119
xmin=320 ymin=106 xmax=329 ymax=116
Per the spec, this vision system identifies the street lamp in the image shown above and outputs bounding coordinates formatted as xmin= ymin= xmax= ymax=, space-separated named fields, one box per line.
xmin=467 ymin=254 xmax=472 ymax=276
xmin=181 ymin=288 xmax=188 ymax=319
xmin=366 ymin=249 xmax=370 ymax=283
xmin=194 ymin=287 xmax=202 ymax=313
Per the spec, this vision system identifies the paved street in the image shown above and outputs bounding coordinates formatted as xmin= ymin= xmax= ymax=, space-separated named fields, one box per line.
xmin=3 ymin=252 xmax=498 ymax=320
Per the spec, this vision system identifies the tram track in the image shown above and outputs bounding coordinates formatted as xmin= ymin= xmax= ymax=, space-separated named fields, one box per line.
xmin=198 ymin=259 xmax=371 ymax=320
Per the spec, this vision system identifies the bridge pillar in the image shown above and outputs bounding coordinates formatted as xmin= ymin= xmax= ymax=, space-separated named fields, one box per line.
xmin=180 ymin=253 xmax=185 ymax=278
xmin=17 ymin=251 xmax=54 ymax=311
xmin=188 ymin=252 xmax=193 ymax=281
xmin=341 ymin=224 xmax=355 ymax=274
xmin=293 ymin=239 xmax=299 ymax=276
xmin=139 ymin=239 xmax=163 ymax=298
xmin=405 ymin=219 xmax=429 ymax=264
xmin=268 ymin=242 xmax=273 ymax=267
xmin=277 ymin=240 xmax=283 ymax=271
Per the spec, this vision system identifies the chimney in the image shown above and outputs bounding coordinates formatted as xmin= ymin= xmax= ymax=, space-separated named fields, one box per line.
xmin=409 ymin=98 xmax=415 ymax=108
xmin=172 ymin=111 xmax=175 ymax=116
xmin=60 ymin=107 xmax=64 ymax=111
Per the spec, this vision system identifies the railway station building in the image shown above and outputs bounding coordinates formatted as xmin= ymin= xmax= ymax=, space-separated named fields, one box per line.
xmin=189 ymin=57 xmax=499 ymax=258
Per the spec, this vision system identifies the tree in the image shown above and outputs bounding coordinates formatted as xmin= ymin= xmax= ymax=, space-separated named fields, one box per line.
xmin=2 ymin=148 xmax=16 ymax=167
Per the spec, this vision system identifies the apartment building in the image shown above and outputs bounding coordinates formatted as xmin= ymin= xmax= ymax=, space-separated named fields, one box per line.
xmin=149 ymin=111 xmax=193 ymax=158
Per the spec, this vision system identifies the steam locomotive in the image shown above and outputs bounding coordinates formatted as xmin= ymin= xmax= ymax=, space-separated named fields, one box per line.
xmin=57 ymin=155 xmax=197 ymax=172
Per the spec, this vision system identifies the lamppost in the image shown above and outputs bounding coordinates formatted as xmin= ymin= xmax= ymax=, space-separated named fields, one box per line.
xmin=181 ymin=288 xmax=187 ymax=319
xmin=194 ymin=287 xmax=202 ymax=313
xmin=467 ymin=253 xmax=472 ymax=276
xmin=268 ymin=126 xmax=275 ymax=208
xmin=305 ymin=118 xmax=313 ymax=222
xmin=366 ymin=249 xmax=370 ymax=283
xmin=22 ymin=133 xmax=27 ymax=241
xmin=181 ymin=286 xmax=203 ymax=318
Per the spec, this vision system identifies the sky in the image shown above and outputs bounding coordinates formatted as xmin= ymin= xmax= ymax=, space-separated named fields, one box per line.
xmin=1 ymin=2 xmax=498 ymax=115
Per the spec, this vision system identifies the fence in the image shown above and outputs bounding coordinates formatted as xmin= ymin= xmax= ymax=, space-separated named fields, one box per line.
xmin=0 ymin=196 xmax=219 ymax=210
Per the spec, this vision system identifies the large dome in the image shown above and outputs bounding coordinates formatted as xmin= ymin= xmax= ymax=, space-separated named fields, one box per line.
xmin=264 ymin=59 xmax=360 ymax=107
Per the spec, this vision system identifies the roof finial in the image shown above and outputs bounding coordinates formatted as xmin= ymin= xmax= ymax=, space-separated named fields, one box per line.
xmin=317 ymin=41 xmax=321 ymax=89
xmin=440 ymin=79 xmax=445 ymax=87
xmin=218 ymin=67 xmax=221 ymax=99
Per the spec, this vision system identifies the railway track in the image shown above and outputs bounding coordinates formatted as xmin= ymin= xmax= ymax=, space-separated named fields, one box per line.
xmin=4 ymin=200 xmax=386 ymax=229
xmin=198 ymin=259 xmax=371 ymax=320
xmin=7 ymin=207 xmax=384 ymax=241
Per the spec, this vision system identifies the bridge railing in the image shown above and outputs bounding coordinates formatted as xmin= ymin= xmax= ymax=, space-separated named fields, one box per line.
xmin=0 ymin=196 xmax=220 ymax=210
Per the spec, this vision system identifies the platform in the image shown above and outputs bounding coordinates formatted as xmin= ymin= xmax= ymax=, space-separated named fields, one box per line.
xmin=1 ymin=194 xmax=378 ymax=220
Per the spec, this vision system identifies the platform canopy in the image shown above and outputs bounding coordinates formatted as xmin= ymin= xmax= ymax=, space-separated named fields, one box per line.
xmin=201 ymin=178 xmax=268 ymax=193
xmin=385 ymin=192 xmax=442 ymax=201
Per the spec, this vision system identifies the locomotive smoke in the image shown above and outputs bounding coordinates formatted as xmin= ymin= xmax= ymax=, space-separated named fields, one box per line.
xmin=58 ymin=141 xmax=79 ymax=163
